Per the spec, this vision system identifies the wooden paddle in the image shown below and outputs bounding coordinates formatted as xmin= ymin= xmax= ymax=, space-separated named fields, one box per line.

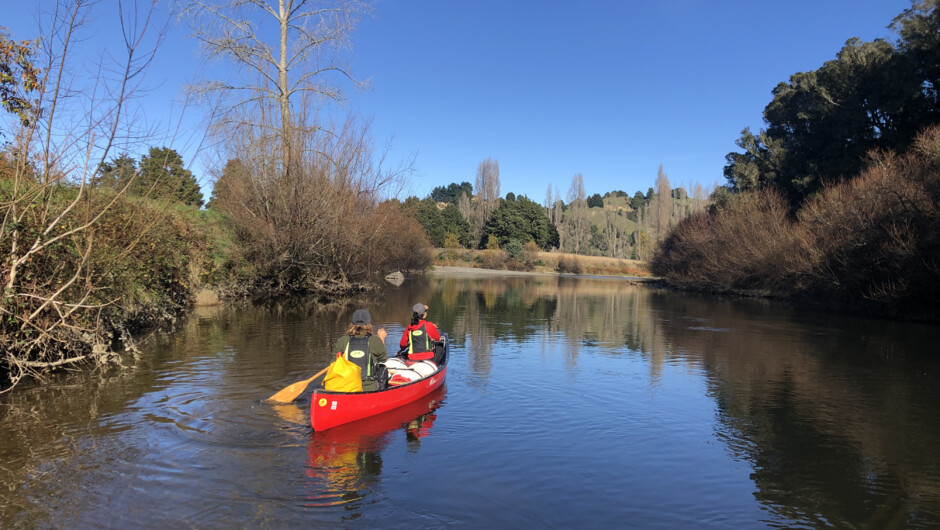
xmin=267 ymin=365 xmax=330 ymax=403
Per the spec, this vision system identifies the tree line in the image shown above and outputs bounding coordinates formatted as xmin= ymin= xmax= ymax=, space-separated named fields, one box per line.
xmin=405 ymin=160 xmax=711 ymax=263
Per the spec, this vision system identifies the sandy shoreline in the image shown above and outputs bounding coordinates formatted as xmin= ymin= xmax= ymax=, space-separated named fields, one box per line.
xmin=419 ymin=265 xmax=658 ymax=282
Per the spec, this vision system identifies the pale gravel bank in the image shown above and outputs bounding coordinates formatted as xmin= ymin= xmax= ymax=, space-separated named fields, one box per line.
xmin=419 ymin=265 xmax=657 ymax=282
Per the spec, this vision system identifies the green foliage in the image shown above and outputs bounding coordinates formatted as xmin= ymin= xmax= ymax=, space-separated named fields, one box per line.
xmin=0 ymin=32 xmax=40 ymax=131
xmin=724 ymin=2 xmax=940 ymax=206
xmin=631 ymin=191 xmax=645 ymax=211
xmin=441 ymin=203 xmax=472 ymax=247
xmin=589 ymin=224 xmax=604 ymax=250
xmin=0 ymin=182 xmax=236 ymax=381
xmin=410 ymin=198 xmax=471 ymax=248
xmin=429 ymin=181 xmax=473 ymax=204
xmin=503 ymin=238 xmax=524 ymax=259
xmin=891 ymin=0 xmax=940 ymax=110
xmin=483 ymin=194 xmax=559 ymax=250
xmin=138 ymin=147 xmax=203 ymax=207
xmin=587 ymin=193 xmax=604 ymax=208
xmin=413 ymin=197 xmax=446 ymax=246
xmin=208 ymin=158 xmax=249 ymax=209
xmin=96 ymin=147 xmax=204 ymax=207
xmin=94 ymin=153 xmax=137 ymax=189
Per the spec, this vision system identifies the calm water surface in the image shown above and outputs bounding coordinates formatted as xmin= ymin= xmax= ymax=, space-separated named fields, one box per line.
xmin=1 ymin=273 xmax=939 ymax=528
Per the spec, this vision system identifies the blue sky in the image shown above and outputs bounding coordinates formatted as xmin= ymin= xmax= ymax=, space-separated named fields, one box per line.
xmin=6 ymin=0 xmax=914 ymax=203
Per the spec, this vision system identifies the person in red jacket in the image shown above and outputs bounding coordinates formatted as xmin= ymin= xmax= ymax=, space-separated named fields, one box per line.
xmin=399 ymin=303 xmax=440 ymax=361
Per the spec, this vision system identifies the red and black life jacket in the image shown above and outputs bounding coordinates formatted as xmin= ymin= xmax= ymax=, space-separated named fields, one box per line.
xmin=407 ymin=322 xmax=433 ymax=360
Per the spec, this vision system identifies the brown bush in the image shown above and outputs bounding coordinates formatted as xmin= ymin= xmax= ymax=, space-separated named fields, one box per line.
xmin=210 ymin=117 xmax=431 ymax=295
xmin=556 ymin=255 xmax=583 ymax=275
xmin=481 ymin=248 xmax=508 ymax=270
xmin=653 ymin=124 xmax=940 ymax=313
xmin=795 ymin=125 xmax=940 ymax=305
xmin=652 ymin=188 xmax=799 ymax=295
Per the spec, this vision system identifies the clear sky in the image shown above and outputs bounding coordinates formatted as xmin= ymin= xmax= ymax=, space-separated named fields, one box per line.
xmin=5 ymin=0 xmax=915 ymax=203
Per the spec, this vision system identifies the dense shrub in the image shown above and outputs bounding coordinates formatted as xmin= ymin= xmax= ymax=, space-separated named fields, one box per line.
xmin=653 ymin=125 xmax=940 ymax=315
xmin=481 ymin=248 xmax=508 ymax=270
xmin=503 ymin=239 xmax=525 ymax=260
xmin=652 ymin=189 xmax=798 ymax=295
xmin=209 ymin=121 xmax=433 ymax=295
xmin=0 ymin=183 xmax=231 ymax=389
xmin=556 ymin=255 xmax=583 ymax=275
xmin=795 ymin=125 xmax=940 ymax=306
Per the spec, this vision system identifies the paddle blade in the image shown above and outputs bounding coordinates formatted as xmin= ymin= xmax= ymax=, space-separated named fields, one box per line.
xmin=266 ymin=365 xmax=329 ymax=403
xmin=267 ymin=378 xmax=312 ymax=403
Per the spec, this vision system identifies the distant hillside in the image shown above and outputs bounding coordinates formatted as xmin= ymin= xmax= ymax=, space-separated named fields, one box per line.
xmin=588 ymin=197 xmax=634 ymax=234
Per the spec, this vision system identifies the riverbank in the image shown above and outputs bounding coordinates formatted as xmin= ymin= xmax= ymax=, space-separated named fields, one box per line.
xmin=422 ymin=265 xmax=660 ymax=284
xmin=431 ymin=248 xmax=652 ymax=278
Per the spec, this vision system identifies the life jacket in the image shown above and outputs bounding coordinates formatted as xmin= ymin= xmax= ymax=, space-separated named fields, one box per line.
xmin=408 ymin=322 xmax=432 ymax=355
xmin=343 ymin=335 xmax=373 ymax=379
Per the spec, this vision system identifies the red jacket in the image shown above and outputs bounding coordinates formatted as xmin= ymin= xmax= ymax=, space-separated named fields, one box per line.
xmin=399 ymin=319 xmax=440 ymax=349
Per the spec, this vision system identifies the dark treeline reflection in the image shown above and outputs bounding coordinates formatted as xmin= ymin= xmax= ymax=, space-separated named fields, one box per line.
xmin=398 ymin=275 xmax=940 ymax=527
xmin=647 ymin=293 xmax=940 ymax=528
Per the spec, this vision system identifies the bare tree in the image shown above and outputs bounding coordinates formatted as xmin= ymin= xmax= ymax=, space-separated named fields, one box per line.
xmin=468 ymin=157 xmax=500 ymax=247
xmin=209 ymin=103 xmax=414 ymax=291
xmin=189 ymin=0 xmax=423 ymax=289
xmin=552 ymin=186 xmax=563 ymax=227
xmin=184 ymin=0 xmax=371 ymax=170
xmin=602 ymin=214 xmax=627 ymax=258
xmin=544 ymin=183 xmax=553 ymax=218
xmin=654 ymin=164 xmax=672 ymax=241
xmin=457 ymin=191 xmax=472 ymax=227
xmin=560 ymin=172 xmax=590 ymax=253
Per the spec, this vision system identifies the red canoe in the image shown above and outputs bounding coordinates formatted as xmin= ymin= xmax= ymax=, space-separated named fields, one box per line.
xmin=310 ymin=334 xmax=449 ymax=431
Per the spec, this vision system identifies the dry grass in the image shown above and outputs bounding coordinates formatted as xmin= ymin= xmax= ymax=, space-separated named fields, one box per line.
xmin=432 ymin=248 xmax=651 ymax=277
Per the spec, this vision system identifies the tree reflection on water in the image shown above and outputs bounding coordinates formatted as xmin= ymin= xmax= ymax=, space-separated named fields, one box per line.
xmin=409 ymin=274 xmax=940 ymax=527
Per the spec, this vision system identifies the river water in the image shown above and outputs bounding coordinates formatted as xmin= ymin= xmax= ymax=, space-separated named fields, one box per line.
xmin=1 ymin=272 xmax=939 ymax=528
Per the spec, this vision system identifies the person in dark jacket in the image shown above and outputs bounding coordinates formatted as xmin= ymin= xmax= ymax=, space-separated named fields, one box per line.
xmin=399 ymin=303 xmax=441 ymax=362
xmin=333 ymin=309 xmax=387 ymax=391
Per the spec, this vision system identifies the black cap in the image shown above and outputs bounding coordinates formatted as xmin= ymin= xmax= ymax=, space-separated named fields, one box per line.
xmin=352 ymin=309 xmax=371 ymax=325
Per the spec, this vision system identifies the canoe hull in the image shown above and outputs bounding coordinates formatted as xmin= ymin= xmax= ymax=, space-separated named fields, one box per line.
xmin=310 ymin=335 xmax=448 ymax=431
xmin=311 ymin=366 xmax=446 ymax=431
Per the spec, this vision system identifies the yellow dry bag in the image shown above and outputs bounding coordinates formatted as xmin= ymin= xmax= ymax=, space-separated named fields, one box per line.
xmin=323 ymin=352 xmax=363 ymax=392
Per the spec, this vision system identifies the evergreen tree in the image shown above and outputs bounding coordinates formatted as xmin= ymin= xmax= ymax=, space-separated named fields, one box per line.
xmin=137 ymin=147 xmax=203 ymax=206
xmin=724 ymin=2 xmax=940 ymax=206
xmin=429 ymin=181 xmax=473 ymax=204
xmin=94 ymin=154 xmax=137 ymax=189
xmin=483 ymin=195 xmax=559 ymax=250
